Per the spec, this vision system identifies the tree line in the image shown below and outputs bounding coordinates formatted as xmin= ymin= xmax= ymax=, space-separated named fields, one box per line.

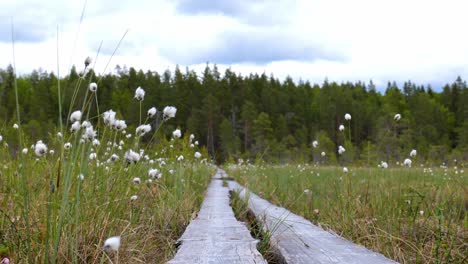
xmin=0 ymin=64 xmax=467 ymax=164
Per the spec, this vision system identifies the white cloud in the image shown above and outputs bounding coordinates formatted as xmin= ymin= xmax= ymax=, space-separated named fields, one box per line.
xmin=1 ymin=0 xmax=468 ymax=90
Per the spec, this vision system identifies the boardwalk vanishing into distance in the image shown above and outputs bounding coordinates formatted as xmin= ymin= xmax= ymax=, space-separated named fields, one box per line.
xmin=168 ymin=169 xmax=266 ymax=263
xmin=170 ymin=169 xmax=397 ymax=264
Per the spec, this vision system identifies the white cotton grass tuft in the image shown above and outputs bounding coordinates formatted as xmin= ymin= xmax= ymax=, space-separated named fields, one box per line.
xmin=312 ymin=140 xmax=318 ymax=148
xmin=84 ymin=56 xmax=92 ymax=67
xmin=109 ymin=154 xmax=119 ymax=162
xmin=130 ymin=195 xmax=138 ymax=201
xmin=22 ymin=148 xmax=28 ymax=154
xmin=124 ymin=149 xmax=140 ymax=164
xmin=338 ymin=145 xmax=346 ymax=155
xmin=89 ymin=153 xmax=97 ymax=160
xmin=89 ymin=82 xmax=97 ymax=92
xmin=0 ymin=135 xmax=2 ymax=142
xmin=92 ymin=139 xmax=100 ymax=146
xmin=344 ymin=113 xmax=351 ymax=121
xmin=194 ymin=140 xmax=199 ymax=146
xmin=343 ymin=167 xmax=349 ymax=173
xmin=136 ymin=124 xmax=151 ymax=136
xmin=410 ymin=149 xmax=417 ymax=157
xmin=57 ymin=132 xmax=63 ymax=138
xmin=321 ymin=151 xmax=326 ymax=157
xmin=163 ymin=106 xmax=177 ymax=120
xmin=70 ymin=121 xmax=81 ymax=133
xmin=403 ymin=158 xmax=412 ymax=167
xmin=112 ymin=120 xmax=127 ymax=131
xmin=82 ymin=126 xmax=97 ymax=141
xmin=148 ymin=168 xmax=159 ymax=178
xmin=177 ymin=155 xmax=184 ymax=161
xmin=64 ymin=142 xmax=72 ymax=150
xmin=70 ymin=110 xmax=82 ymax=122
xmin=339 ymin=125 xmax=345 ymax=132
xmin=103 ymin=110 xmax=116 ymax=125
xmin=134 ymin=87 xmax=145 ymax=101
xmin=81 ymin=120 xmax=91 ymax=128
xmin=173 ymin=129 xmax=182 ymax=139
xmin=147 ymin=107 xmax=157 ymax=118
xmin=34 ymin=140 xmax=48 ymax=157
xmin=381 ymin=161 xmax=388 ymax=169
xmin=150 ymin=170 xmax=162 ymax=179
xmin=394 ymin=113 xmax=401 ymax=121
xmin=103 ymin=236 xmax=120 ymax=252
xmin=194 ymin=152 xmax=202 ymax=159
xmin=13 ymin=124 xmax=19 ymax=130
xmin=133 ymin=177 xmax=141 ymax=184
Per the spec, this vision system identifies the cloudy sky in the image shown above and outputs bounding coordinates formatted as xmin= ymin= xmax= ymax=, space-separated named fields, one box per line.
xmin=1 ymin=0 xmax=467 ymax=90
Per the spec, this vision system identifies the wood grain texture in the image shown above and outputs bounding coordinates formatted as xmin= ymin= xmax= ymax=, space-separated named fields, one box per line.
xmin=168 ymin=169 xmax=267 ymax=264
xmin=229 ymin=181 xmax=398 ymax=264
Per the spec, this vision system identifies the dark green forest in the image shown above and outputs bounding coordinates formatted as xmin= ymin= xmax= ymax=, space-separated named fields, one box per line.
xmin=0 ymin=64 xmax=467 ymax=164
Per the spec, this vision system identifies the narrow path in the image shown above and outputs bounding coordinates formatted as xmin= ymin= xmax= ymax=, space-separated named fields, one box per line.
xmin=168 ymin=169 xmax=267 ymax=264
xmin=229 ymin=181 xmax=398 ymax=264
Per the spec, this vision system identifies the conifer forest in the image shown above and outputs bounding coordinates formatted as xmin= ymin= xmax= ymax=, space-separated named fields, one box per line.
xmin=1 ymin=64 xmax=466 ymax=164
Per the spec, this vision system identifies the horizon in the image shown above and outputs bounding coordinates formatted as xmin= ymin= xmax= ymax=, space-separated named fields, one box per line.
xmin=2 ymin=62 xmax=464 ymax=93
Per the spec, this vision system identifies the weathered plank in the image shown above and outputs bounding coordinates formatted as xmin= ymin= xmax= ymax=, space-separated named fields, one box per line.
xmin=229 ymin=180 xmax=398 ymax=264
xmin=168 ymin=169 xmax=266 ymax=264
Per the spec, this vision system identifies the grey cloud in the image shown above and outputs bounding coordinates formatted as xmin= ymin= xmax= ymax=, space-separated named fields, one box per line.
xmin=88 ymin=39 xmax=137 ymax=57
xmin=175 ymin=0 xmax=254 ymax=16
xmin=160 ymin=30 xmax=346 ymax=65
xmin=0 ymin=2 xmax=76 ymax=43
xmin=0 ymin=20 xmax=54 ymax=43
xmin=0 ymin=22 xmax=50 ymax=42
xmin=175 ymin=0 xmax=295 ymax=26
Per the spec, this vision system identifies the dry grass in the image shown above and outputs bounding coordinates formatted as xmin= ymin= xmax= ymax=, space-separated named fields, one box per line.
xmin=0 ymin=135 xmax=214 ymax=263
xmin=228 ymin=164 xmax=467 ymax=263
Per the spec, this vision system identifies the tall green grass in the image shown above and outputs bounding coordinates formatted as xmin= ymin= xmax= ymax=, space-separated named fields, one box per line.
xmin=0 ymin=10 xmax=216 ymax=262
xmin=0 ymin=141 xmax=213 ymax=263
xmin=228 ymin=164 xmax=467 ymax=263
xmin=0 ymin=52 xmax=214 ymax=263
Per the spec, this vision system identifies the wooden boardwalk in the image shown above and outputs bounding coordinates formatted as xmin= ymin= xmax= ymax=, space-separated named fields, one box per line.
xmin=170 ymin=169 xmax=398 ymax=263
xmin=228 ymin=181 xmax=397 ymax=264
xmin=168 ymin=169 xmax=266 ymax=264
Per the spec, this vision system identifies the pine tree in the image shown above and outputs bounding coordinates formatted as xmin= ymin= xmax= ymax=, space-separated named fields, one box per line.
xmin=241 ymin=101 xmax=257 ymax=153
xmin=253 ymin=112 xmax=273 ymax=156
xmin=201 ymin=94 xmax=220 ymax=157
